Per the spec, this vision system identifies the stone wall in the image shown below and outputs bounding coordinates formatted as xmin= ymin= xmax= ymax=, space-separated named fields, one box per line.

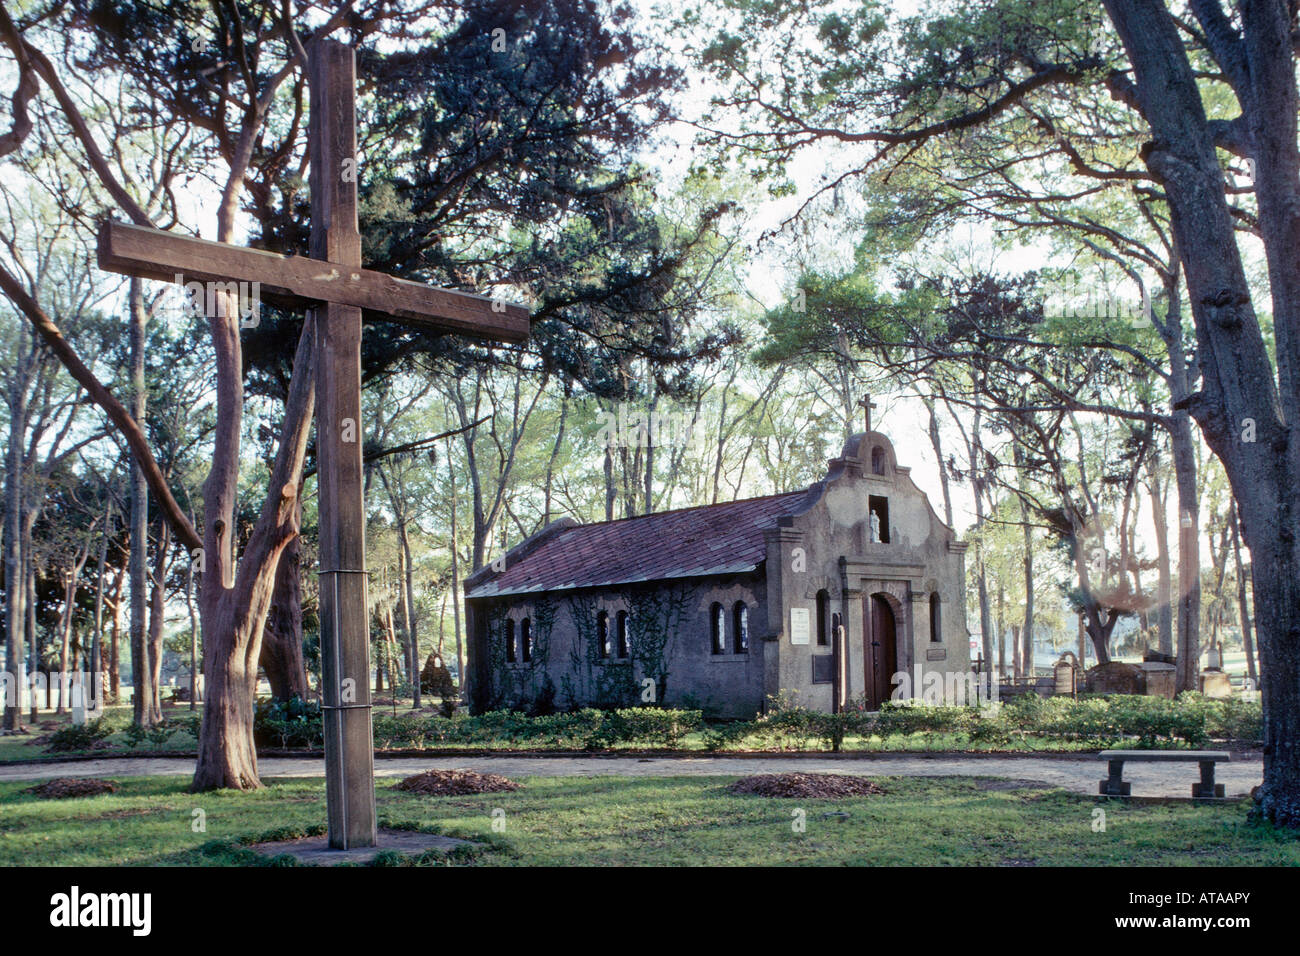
xmin=466 ymin=572 xmax=768 ymax=718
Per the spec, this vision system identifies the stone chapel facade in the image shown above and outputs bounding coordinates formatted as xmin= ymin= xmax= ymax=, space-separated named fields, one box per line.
xmin=463 ymin=431 xmax=969 ymax=717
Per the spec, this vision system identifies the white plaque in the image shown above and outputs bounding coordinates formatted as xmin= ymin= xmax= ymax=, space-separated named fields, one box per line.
xmin=790 ymin=607 xmax=810 ymax=645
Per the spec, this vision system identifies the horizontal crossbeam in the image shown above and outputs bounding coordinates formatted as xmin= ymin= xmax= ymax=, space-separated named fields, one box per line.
xmin=97 ymin=220 xmax=529 ymax=342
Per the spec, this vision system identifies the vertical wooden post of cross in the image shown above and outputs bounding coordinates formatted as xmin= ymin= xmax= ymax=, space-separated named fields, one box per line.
xmin=310 ymin=39 xmax=376 ymax=850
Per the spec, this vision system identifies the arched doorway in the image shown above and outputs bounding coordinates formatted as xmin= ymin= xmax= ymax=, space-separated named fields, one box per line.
xmin=864 ymin=593 xmax=899 ymax=710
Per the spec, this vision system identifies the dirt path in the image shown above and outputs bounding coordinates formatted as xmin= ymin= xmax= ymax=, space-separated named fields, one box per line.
xmin=0 ymin=752 xmax=1262 ymax=798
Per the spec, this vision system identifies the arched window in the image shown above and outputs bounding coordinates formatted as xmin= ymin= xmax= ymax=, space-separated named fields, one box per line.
xmin=521 ymin=617 xmax=532 ymax=661
xmin=710 ymin=602 xmax=725 ymax=655
xmin=930 ymin=593 xmax=942 ymax=643
xmin=733 ymin=602 xmax=749 ymax=654
xmin=871 ymin=446 xmax=885 ymax=475
xmin=505 ymin=618 xmax=517 ymax=663
xmin=597 ymin=610 xmax=610 ymax=658
xmin=816 ymin=590 xmax=830 ymax=647
xmin=616 ymin=610 xmax=630 ymax=659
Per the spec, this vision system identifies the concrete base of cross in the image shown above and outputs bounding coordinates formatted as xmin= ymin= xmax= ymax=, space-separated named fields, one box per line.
xmin=249 ymin=828 xmax=475 ymax=865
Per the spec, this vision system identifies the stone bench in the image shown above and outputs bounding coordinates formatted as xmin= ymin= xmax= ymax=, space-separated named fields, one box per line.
xmin=1097 ymin=750 xmax=1231 ymax=800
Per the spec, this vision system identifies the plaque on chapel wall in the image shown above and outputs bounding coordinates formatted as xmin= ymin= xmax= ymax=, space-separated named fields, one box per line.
xmin=790 ymin=607 xmax=810 ymax=645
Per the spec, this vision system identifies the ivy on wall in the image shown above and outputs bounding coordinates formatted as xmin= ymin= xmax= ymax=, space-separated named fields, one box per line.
xmin=485 ymin=582 xmax=697 ymax=711
xmin=624 ymin=582 xmax=696 ymax=705
xmin=482 ymin=602 xmax=512 ymax=711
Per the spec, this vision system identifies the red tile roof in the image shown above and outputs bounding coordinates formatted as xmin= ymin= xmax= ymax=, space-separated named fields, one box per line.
xmin=466 ymin=490 xmax=809 ymax=598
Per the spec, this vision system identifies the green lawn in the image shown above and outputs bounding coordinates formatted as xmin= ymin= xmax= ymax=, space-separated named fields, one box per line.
xmin=0 ymin=727 xmax=1113 ymax=761
xmin=1 ymin=775 xmax=1296 ymax=866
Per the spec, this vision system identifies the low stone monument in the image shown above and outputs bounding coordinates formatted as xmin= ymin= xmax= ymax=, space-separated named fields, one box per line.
xmin=1136 ymin=661 xmax=1176 ymax=698
xmin=1199 ymin=648 xmax=1233 ymax=698
xmin=1053 ymin=653 xmax=1079 ymax=696
xmin=1085 ymin=660 xmax=1147 ymax=695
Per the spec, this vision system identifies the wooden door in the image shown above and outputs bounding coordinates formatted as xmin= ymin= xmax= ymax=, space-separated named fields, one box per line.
xmin=864 ymin=594 xmax=898 ymax=710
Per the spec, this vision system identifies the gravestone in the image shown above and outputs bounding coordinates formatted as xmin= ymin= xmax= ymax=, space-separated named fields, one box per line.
xmin=70 ymin=682 xmax=86 ymax=726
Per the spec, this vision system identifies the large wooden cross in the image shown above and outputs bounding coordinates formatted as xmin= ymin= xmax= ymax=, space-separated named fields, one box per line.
xmin=96 ymin=39 xmax=529 ymax=850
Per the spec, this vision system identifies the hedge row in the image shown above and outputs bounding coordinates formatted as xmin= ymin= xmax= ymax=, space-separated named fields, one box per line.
xmin=709 ymin=692 xmax=1263 ymax=752
xmin=245 ymin=692 xmax=1262 ymax=753
xmin=372 ymin=707 xmax=703 ymax=750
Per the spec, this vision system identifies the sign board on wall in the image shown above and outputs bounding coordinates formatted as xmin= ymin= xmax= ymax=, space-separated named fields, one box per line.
xmin=790 ymin=607 xmax=810 ymax=645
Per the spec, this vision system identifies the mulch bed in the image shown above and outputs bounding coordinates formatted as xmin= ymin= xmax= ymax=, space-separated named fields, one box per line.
xmin=23 ymin=777 xmax=118 ymax=799
xmin=394 ymin=768 xmax=522 ymax=796
xmin=727 ymin=772 xmax=885 ymax=798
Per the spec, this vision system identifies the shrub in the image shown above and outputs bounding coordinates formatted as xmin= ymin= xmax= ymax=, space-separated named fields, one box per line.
xmin=744 ymin=694 xmax=821 ymax=750
xmin=46 ymin=717 xmax=114 ymax=753
xmin=868 ymin=702 xmax=970 ymax=738
xmin=527 ymin=677 xmax=557 ymax=717
xmin=1196 ymin=695 xmax=1263 ymax=743
xmin=147 ymin=721 xmax=177 ymax=749
xmin=809 ymin=712 xmax=857 ymax=752
xmin=172 ymin=714 xmax=202 ymax=739
xmin=611 ymin=708 xmax=703 ymax=747
xmin=702 ymin=721 xmax=754 ymax=751
xmin=254 ymin=696 xmax=323 ymax=749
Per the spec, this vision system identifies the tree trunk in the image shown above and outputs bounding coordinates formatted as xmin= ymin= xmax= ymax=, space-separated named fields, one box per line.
xmin=1103 ymin=0 xmax=1300 ymax=824
xmin=57 ymin=567 xmax=74 ymax=713
xmin=971 ymin=403 xmax=994 ymax=672
xmin=109 ymin=564 xmax=123 ymax=702
xmin=374 ymin=608 xmax=385 ymax=695
xmin=28 ymin=559 xmax=39 ymax=718
xmin=128 ymin=277 xmax=155 ymax=728
xmin=1170 ymin=409 xmax=1201 ymax=692
xmin=923 ymin=394 xmax=954 ymax=527
xmin=147 ymin=517 xmax=170 ymax=721
xmin=92 ymin=501 xmax=110 ymax=709
xmin=395 ymin=542 xmax=413 ymax=702
xmin=1148 ymin=469 xmax=1174 ymax=655
xmin=603 ymin=439 xmax=615 ymax=523
xmin=3 ymin=374 xmax=26 ymax=732
xmin=543 ymin=393 xmax=568 ymax=525
xmin=186 ymin=548 xmax=198 ymax=709
xmin=190 ymin=310 xmax=316 ymax=792
xmin=261 ymin=520 xmax=308 ymax=701
xmin=1076 ymin=612 xmax=1087 ymax=668
xmin=449 ymin=456 xmax=463 ymax=694
xmin=996 ymin=582 xmax=1006 ymax=678
xmin=1231 ymin=508 xmax=1257 ymax=687
xmin=644 ymin=393 xmax=657 ymax=514
xmin=193 ymin=599 xmax=261 ymax=790
xmin=1013 ymin=437 xmax=1034 ymax=676
xmin=383 ymin=603 xmax=399 ymax=691
xmin=1011 ymin=623 xmax=1021 ymax=681
xmin=400 ymin=520 xmax=420 ymax=710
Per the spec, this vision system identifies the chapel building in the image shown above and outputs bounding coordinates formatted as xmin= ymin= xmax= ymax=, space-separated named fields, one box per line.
xmin=463 ymin=430 xmax=968 ymax=717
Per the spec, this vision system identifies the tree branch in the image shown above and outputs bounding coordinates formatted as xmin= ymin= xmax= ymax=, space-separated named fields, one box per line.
xmin=0 ymin=258 xmax=199 ymax=550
